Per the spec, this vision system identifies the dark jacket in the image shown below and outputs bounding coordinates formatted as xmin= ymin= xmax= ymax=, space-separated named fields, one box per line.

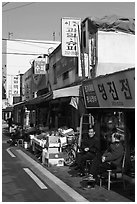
xmin=80 ymin=135 xmax=100 ymax=155
xmin=103 ymin=142 xmax=124 ymax=168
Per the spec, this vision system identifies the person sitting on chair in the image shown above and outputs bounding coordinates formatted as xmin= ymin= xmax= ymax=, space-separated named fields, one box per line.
xmin=88 ymin=132 xmax=124 ymax=181
xmin=75 ymin=127 xmax=100 ymax=176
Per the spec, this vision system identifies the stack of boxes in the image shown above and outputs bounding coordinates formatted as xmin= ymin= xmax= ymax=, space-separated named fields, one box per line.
xmin=42 ymin=135 xmax=64 ymax=167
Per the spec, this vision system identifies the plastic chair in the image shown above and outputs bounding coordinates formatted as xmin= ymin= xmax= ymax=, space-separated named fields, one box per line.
xmin=99 ymin=151 xmax=126 ymax=190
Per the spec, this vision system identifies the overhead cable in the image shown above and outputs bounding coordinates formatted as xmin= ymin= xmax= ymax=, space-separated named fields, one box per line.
xmin=2 ymin=38 xmax=60 ymax=45
xmin=2 ymin=2 xmax=35 ymax=12
xmin=2 ymin=2 xmax=9 ymax=7
xmin=2 ymin=52 xmax=48 ymax=56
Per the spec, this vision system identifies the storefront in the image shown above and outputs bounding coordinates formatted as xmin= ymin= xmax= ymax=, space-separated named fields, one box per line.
xmin=12 ymin=101 xmax=26 ymax=126
xmin=82 ymin=68 xmax=135 ymax=175
xmin=24 ymin=84 xmax=81 ymax=131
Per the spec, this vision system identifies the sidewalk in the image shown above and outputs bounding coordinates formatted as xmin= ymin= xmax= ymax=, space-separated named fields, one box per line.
xmin=2 ymin=123 xmax=135 ymax=202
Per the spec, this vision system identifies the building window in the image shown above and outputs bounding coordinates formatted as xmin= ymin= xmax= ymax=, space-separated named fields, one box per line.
xmin=14 ymin=80 xmax=18 ymax=83
xmin=14 ymin=85 xmax=18 ymax=89
xmin=14 ymin=90 xmax=18 ymax=94
xmin=83 ymin=30 xmax=86 ymax=48
xmin=63 ymin=71 xmax=69 ymax=80
xmin=53 ymin=64 xmax=57 ymax=84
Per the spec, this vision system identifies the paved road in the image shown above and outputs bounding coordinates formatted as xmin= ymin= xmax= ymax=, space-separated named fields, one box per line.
xmin=2 ymin=134 xmax=64 ymax=202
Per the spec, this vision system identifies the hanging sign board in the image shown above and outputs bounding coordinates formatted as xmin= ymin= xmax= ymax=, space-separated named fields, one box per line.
xmin=34 ymin=58 xmax=46 ymax=74
xmin=93 ymin=68 xmax=135 ymax=108
xmin=61 ymin=17 xmax=81 ymax=57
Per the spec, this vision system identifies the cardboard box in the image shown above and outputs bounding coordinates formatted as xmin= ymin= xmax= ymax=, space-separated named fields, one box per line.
xmin=48 ymin=147 xmax=60 ymax=153
xmin=48 ymin=136 xmax=59 ymax=144
xmin=44 ymin=158 xmax=64 ymax=167
xmin=42 ymin=149 xmax=64 ymax=166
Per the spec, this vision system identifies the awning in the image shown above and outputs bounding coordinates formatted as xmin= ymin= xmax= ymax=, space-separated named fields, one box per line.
xmin=25 ymin=92 xmax=53 ymax=106
xmin=2 ymin=106 xmax=13 ymax=112
xmin=13 ymin=101 xmax=26 ymax=108
xmin=15 ymin=85 xmax=81 ymax=108
xmin=53 ymin=85 xmax=80 ymax=99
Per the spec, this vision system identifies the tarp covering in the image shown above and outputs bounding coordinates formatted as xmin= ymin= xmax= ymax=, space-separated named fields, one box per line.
xmin=22 ymin=85 xmax=80 ymax=107
xmin=85 ymin=15 xmax=135 ymax=35
xmin=25 ymin=92 xmax=53 ymax=106
xmin=53 ymin=85 xmax=80 ymax=99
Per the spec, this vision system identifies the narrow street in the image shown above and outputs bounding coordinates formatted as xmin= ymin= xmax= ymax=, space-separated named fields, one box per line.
xmin=2 ymin=122 xmax=134 ymax=202
xmin=2 ymin=125 xmax=64 ymax=202
xmin=2 ymin=2 xmax=135 ymax=203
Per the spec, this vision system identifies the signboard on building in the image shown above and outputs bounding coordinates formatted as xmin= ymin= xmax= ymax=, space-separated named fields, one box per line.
xmin=34 ymin=58 xmax=46 ymax=74
xmin=93 ymin=68 xmax=135 ymax=108
xmin=83 ymin=68 xmax=135 ymax=108
xmin=82 ymin=80 xmax=99 ymax=108
xmin=12 ymin=75 xmax=20 ymax=97
xmin=61 ymin=17 xmax=81 ymax=57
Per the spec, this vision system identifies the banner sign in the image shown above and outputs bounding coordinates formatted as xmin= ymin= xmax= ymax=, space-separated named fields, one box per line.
xmin=85 ymin=68 xmax=135 ymax=108
xmin=34 ymin=58 xmax=46 ymax=74
xmin=61 ymin=17 xmax=81 ymax=57
xmin=82 ymin=80 xmax=99 ymax=108
xmin=82 ymin=68 xmax=135 ymax=108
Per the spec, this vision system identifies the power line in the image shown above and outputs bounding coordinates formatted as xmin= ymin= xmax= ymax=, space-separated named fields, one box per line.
xmin=2 ymin=2 xmax=35 ymax=12
xmin=2 ymin=2 xmax=10 ymax=7
xmin=14 ymin=40 xmax=53 ymax=50
xmin=2 ymin=38 xmax=60 ymax=45
xmin=2 ymin=52 xmax=48 ymax=56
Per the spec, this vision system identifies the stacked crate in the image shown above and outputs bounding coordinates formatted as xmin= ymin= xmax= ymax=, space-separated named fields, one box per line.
xmin=42 ymin=136 xmax=64 ymax=166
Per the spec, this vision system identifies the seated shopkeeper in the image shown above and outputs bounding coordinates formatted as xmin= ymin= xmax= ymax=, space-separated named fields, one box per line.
xmin=74 ymin=127 xmax=100 ymax=176
xmin=87 ymin=132 xmax=124 ymax=181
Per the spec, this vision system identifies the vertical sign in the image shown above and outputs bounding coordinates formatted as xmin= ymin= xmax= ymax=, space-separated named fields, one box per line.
xmin=82 ymin=80 xmax=99 ymax=108
xmin=34 ymin=58 xmax=46 ymax=74
xmin=61 ymin=17 xmax=81 ymax=57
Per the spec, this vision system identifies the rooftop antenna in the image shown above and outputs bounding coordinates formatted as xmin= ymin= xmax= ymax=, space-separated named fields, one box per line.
xmin=53 ymin=32 xmax=55 ymax=41
xmin=8 ymin=32 xmax=13 ymax=39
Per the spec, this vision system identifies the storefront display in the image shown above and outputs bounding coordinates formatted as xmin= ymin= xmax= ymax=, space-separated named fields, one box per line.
xmin=29 ymin=126 xmax=77 ymax=167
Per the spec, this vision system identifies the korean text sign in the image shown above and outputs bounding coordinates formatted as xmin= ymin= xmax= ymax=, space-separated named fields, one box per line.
xmin=82 ymin=80 xmax=99 ymax=108
xmin=93 ymin=68 xmax=135 ymax=108
xmin=34 ymin=58 xmax=46 ymax=74
xmin=61 ymin=18 xmax=81 ymax=57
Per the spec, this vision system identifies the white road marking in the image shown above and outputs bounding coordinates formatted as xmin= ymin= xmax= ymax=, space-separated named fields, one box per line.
xmin=23 ymin=168 xmax=48 ymax=189
xmin=17 ymin=149 xmax=89 ymax=202
xmin=6 ymin=148 xmax=16 ymax=157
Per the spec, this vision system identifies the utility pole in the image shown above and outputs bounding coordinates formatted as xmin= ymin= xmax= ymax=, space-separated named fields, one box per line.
xmin=8 ymin=32 xmax=13 ymax=39
xmin=53 ymin=32 xmax=55 ymax=41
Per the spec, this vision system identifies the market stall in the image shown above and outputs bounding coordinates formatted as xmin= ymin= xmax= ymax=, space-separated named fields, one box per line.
xmin=82 ymin=67 xmax=135 ymax=178
xmin=29 ymin=127 xmax=78 ymax=167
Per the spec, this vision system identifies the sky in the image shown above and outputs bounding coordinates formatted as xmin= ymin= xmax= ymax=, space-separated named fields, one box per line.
xmin=2 ymin=1 xmax=135 ymax=41
xmin=2 ymin=1 xmax=135 ymax=75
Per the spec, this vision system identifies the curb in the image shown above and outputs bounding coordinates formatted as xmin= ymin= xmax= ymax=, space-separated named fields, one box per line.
xmin=13 ymin=148 xmax=89 ymax=202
